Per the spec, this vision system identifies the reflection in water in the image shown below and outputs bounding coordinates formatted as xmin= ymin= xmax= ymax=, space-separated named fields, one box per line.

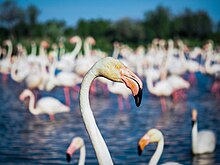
xmin=0 ymin=74 xmax=220 ymax=164
xmin=193 ymin=153 xmax=216 ymax=165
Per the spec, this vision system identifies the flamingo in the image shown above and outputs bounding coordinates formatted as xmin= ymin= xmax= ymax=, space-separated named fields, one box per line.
xmin=19 ymin=89 xmax=70 ymax=120
xmin=74 ymin=36 xmax=97 ymax=77
xmin=26 ymin=41 xmax=38 ymax=63
xmin=57 ymin=36 xmax=82 ymax=72
xmin=46 ymin=61 xmax=82 ymax=105
xmin=205 ymin=50 xmax=220 ymax=77
xmin=146 ymin=71 xmax=173 ymax=97
xmin=0 ymin=39 xmax=13 ymax=82
xmin=192 ymin=109 xmax=216 ymax=154
xmin=10 ymin=57 xmax=30 ymax=83
xmin=146 ymin=70 xmax=175 ymax=112
xmin=79 ymin=57 xmax=143 ymax=164
xmin=66 ymin=137 xmax=86 ymax=164
xmin=138 ymin=128 xmax=182 ymax=165
xmin=166 ymin=74 xmax=190 ymax=102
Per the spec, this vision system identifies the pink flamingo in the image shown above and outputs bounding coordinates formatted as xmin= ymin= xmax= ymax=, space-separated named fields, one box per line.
xmin=19 ymin=89 xmax=70 ymax=121
xmin=66 ymin=137 xmax=86 ymax=164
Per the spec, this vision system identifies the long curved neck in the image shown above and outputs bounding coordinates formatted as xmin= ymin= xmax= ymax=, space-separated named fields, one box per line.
xmin=31 ymin=43 xmax=37 ymax=55
xmin=205 ymin=51 xmax=213 ymax=74
xmin=27 ymin=92 xmax=39 ymax=115
xmin=80 ymin=70 xmax=113 ymax=165
xmin=11 ymin=64 xmax=21 ymax=82
xmin=84 ymin=40 xmax=92 ymax=57
xmin=6 ymin=42 xmax=13 ymax=58
xmin=179 ymin=49 xmax=188 ymax=69
xmin=149 ymin=138 xmax=164 ymax=165
xmin=192 ymin=121 xmax=198 ymax=153
xmin=112 ymin=46 xmax=119 ymax=59
xmin=79 ymin=145 xmax=86 ymax=165
xmin=159 ymin=53 xmax=168 ymax=80
xmin=39 ymin=46 xmax=47 ymax=56
xmin=71 ymin=39 xmax=82 ymax=59
xmin=45 ymin=62 xmax=57 ymax=91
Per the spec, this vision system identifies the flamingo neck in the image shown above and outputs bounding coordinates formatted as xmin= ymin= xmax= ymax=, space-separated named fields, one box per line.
xmin=60 ymin=46 xmax=65 ymax=56
xmin=38 ymin=60 xmax=48 ymax=90
xmin=71 ymin=39 xmax=82 ymax=58
xmin=112 ymin=46 xmax=119 ymax=59
xmin=179 ymin=50 xmax=188 ymax=69
xmin=46 ymin=63 xmax=57 ymax=91
xmin=84 ymin=41 xmax=92 ymax=57
xmin=205 ymin=51 xmax=213 ymax=74
xmin=31 ymin=44 xmax=37 ymax=55
xmin=79 ymin=145 xmax=86 ymax=165
xmin=149 ymin=137 xmax=164 ymax=165
xmin=39 ymin=46 xmax=47 ymax=56
xmin=6 ymin=42 xmax=13 ymax=58
xmin=11 ymin=64 xmax=20 ymax=82
xmin=192 ymin=121 xmax=198 ymax=153
xmin=27 ymin=92 xmax=39 ymax=115
xmin=80 ymin=70 xmax=113 ymax=165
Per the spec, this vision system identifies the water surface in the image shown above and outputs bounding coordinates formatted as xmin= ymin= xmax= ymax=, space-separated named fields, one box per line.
xmin=0 ymin=73 xmax=219 ymax=164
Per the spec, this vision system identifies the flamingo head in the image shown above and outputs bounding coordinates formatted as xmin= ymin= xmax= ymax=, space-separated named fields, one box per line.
xmin=69 ymin=36 xmax=80 ymax=44
xmin=41 ymin=41 xmax=49 ymax=49
xmin=86 ymin=36 xmax=96 ymax=45
xmin=92 ymin=57 xmax=143 ymax=107
xmin=19 ymin=89 xmax=32 ymax=101
xmin=31 ymin=41 xmax=36 ymax=46
xmin=66 ymin=137 xmax=84 ymax=162
xmin=3 ymin=39 xmax=11 ymax=45
xmin=113 ymin=41 xmax=120 ymax=48
xmin=192 ymin=109 xmax=198 ymax=126
xmin=138 ymin=129 xmax=163 ymax=156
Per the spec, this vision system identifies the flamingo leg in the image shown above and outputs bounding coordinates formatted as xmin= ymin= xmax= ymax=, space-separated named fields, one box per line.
xmin=72 ymin=85 xmax=80 ymax=99
xmin=125 ymin=97 xmax=131 ymax=110
xmin=100 ymin=83 xmax=109 ymax=97
xmin=160 ymin=97 xmax=167 ymax=112
xmin=118 ymin=95 xmax=123 ymax=111
xmin=49 ymin=114 xmax=55 ymax=121
xmin=64 ymin=87 xmax=71 ymax=106
xmin=2 ymin=73 xmax=8 ymax=84
xmin=179 ymin=89 xmax=186 ymax=100
xmin=211 ymin=81 xmax=220 ymax=99
xmin=104 ymin=85 xmax=109 ymax=97
xmin=189 ymin=72 xmax=197 ymax=85
xmin=90 ymin=81 xmax=96 ymax=95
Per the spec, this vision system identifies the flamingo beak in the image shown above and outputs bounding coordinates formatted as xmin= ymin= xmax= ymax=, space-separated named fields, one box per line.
xmin=138 ymin=137 xmax=150 ymax=156
xmin=121 ymin=68 xmax=143 ymax=107
xmin=66 ymin=153 xmax=71 ymax=163
xmin=134 ymin=88 xmax=142 ymax=107
xmin=19 ymin=94 xmax=24 ymax=101
xmin=66 ymin=145 xmax=76 ymax=162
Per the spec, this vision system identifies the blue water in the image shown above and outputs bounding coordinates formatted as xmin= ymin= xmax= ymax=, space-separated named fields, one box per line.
xmin=0 ymin=72 xmax=219 ymax=165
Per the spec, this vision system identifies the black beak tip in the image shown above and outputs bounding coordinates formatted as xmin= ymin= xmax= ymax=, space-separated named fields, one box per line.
xmin=138 ymin=145 xmax=143 ymax=156
xmin=66 ymin=153 xmax=71 ymax=163
xmin=134 ymin=88 xmax=142 ymax=107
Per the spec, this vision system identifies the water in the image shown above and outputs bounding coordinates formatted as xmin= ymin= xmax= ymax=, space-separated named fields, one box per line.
xmin=0 ymin=73 xmax=220 ymax=165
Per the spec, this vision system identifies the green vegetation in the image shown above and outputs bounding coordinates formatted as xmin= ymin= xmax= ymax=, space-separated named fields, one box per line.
xmin=0 ymin=0 xmax=219 ymax=52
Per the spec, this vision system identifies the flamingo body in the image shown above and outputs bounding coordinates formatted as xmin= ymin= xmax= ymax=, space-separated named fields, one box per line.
xmin=19 ymin=89 xmax=70 ymax=119
xmin=192 ymin=109 xmax=216 ymax=154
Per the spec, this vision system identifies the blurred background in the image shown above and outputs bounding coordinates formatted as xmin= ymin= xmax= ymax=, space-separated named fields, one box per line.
xmin=0 ymin=0 xmax=220 ymax=52
xmin=0 ymin=0 xmax=220 ymax=165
